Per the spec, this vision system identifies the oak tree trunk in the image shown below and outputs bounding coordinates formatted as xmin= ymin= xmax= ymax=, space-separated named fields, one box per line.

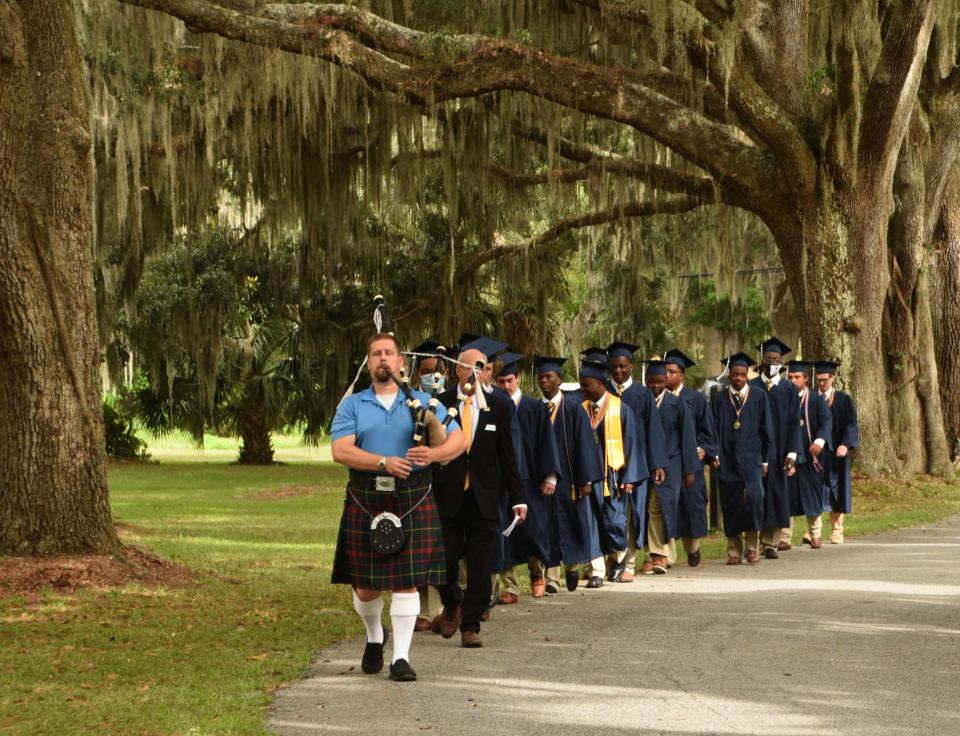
xmin=931 ymin=168 xmax=960 ymax=460
xmin=0 ymin=2 xmax=117 ymax=554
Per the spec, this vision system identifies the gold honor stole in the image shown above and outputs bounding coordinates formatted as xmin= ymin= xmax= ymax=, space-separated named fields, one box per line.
xmin=583 ymin=394 xmax=626 ymax=497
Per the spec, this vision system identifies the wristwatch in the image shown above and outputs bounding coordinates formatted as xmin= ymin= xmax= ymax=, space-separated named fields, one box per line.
xmin=378 ymin=456 xmax=387 ymax=472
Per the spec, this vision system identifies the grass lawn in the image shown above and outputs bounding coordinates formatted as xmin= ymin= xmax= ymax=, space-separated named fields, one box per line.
xmin=1 ymin=460 xmax=958 ymax=736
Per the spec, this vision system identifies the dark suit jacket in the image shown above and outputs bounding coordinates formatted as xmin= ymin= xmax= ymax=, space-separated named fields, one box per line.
xmin=433 ymin=387 xmax=524 ymax=524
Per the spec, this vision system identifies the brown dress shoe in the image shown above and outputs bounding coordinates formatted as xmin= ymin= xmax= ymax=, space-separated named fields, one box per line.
xmin=726 ymin=556 xmax=742 ymax=565
xmin=439 ymin=606 xmax=461 ymax=639
xmin=461 ymin=630 xmax=483 ymax=648
xmin=777 ymin=541 xmax=792 ymax=551
xmin=810 ymin=537 xmax=822 ymax=549
xmin=414 ymin=617 xmax=432 ymax=633
xmin=481 ymin=609 xmax=490 ymax=622
xmin=641 ymin=560 xmax=655 ymax=575
xmin=619 ymin=570 xmax=634 ymax=583
xmin=430 ymin=615 xmax=442 ymax=634
xmin=498 ymin=591 xmax=519 ymax=605
xmin=530 ymin=576 xmax=546 ymax=599
xmin=746 ymin=550 xmax=761 ymax=564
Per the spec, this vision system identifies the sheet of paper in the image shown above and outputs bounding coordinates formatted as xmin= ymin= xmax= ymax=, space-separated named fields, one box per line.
xmin=502 ymin=514 xmax=521 ymax=537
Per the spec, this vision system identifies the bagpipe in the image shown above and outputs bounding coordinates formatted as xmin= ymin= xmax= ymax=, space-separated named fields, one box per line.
xmin=373 ymin=295 xmax=448 ymax=447
xmin=339 ymin=294 xmax=491 ymax=441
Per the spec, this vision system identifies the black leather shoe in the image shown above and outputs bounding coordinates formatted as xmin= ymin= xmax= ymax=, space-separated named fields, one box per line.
xmin=388 ymin=658 xmax=417 ymax=682
xmin=609 ymin=557 xmax=628 ymax=582
xmin=687 ymin=550 xmax=701 ymax=567
xmin=764 ymin=547 xmax=779 ymax=560
xmin=586 ymin=576 xmax=604 ymax=589
xmin=361 ymin=628 xmax=389 ymax=674
xmin=545 ymin=583 xmax=560 ymax=596
xmin=565 ymin=570 xmax=580 ymax=592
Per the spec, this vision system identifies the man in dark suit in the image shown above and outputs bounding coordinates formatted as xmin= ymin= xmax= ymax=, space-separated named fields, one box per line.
xmin=433 ymin=345 xmax=526 ymax=648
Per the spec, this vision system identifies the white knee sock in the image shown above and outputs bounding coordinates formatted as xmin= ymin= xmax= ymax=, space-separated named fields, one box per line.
xmin=389 ymin=592 xmax=420 ymax=664
xmin=352 ymin=591 xmax=384 ymax=644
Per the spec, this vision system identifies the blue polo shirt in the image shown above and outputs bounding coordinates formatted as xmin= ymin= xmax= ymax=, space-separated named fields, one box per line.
xmin=331 ymin=386 xmax=459 ymax=470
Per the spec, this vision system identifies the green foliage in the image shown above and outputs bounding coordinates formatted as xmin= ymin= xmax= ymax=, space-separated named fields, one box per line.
xmin=102 ymin=393 xmax=150 ymax=461
xmin=684 ymin=278 xmax=772 ymax=345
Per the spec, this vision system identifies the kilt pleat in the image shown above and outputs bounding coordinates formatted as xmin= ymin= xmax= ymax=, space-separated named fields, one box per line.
xmin=331 ymin=478 xmax=447 ymax=590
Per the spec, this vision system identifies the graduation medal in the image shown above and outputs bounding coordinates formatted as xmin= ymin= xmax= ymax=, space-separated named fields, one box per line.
xmin=729 ymin=385 xmax=749 ymax=430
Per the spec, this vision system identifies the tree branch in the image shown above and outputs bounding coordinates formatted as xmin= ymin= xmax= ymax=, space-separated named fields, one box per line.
xmin=487 ymin=160 xmax=723 ymax=201
xmin=491 ymin=196 xmax=707 ymax=253
xmin=859 ymin=0 xmax=940 ymax=187
xmin=118 ymin=0 xmax=774 ymax=205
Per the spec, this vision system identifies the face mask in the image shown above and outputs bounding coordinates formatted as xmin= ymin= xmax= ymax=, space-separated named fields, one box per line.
xmin=766 ymin=363 xmax=781 ymax=378
xmin=421 ymin=374 xmax=445 ymax=392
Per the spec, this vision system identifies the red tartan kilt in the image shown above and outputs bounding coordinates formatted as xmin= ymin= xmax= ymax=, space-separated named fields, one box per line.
xmin=331 ymin=477 xmax=447 ymax=590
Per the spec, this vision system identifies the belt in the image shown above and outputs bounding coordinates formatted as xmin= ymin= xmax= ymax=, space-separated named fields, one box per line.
xmin=348 ymin=469 xmax=432 ymax=492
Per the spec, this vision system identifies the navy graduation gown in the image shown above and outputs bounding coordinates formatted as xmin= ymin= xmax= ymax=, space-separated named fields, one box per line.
xmin=651 ymin=391 xmax=700 ymax=540
xmin=611 ymin=381 xmax=665 ymax=549
xmin=586 ymin=394 xmax=645 ymax=554
xmin=676 ymin=385 xmax=719 ymax=539
xmin=822 ymin=390 xmax=859 ymax=514
xmin=789 ymin=390 xmax=833 ymax=517
xmin=711 ymin=386 xmax=775 ymax=536
xmin=749 ymin=377 xmax=803 ymax=530
xmin=500 ymin=395 xmax=562 ymax=568
xmin=549 ymin=392 xmax=605 ymax=565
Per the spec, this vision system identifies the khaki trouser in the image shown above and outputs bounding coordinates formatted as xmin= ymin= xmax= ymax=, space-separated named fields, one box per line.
xmin=830 ymin=512 xmax=844 ymax=532
xmin=726 ymin=530 xmax=760 ymax=558
xmin=645 ymin=486 xmax=671 ymax=558
xmin=780 ymin=519 xmax=793 ymax=546
xmin=807 ymin=514 xmax=823 ymax=539
xmin=531 ymin=560 xmax=562 ymax=591
xmin=760 ymin=527 xmax=782 ymax=551
xmin=681 ymin=537 xmax=700 ymax=554
xmin=417 ymin=584 xmax=443 ymax=621
xmin=498 ymin=556 xmax=554 ymax=595
xmin=668 ymin=538 xmax=678 ymax=565
xmin=587 ymin=556 xmax=607 ymax=579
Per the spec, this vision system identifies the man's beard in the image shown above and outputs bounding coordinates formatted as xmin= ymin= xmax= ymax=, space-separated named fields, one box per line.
xmin=374 ymin=366 xmax=392 ymax=382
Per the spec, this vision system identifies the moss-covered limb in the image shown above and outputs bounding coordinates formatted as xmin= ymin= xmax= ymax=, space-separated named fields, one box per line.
xmin=118 ymin=0 xmax=774 ymax=204
xmin=858 ymin=0 xmax=940 ymax=187
xmin=501 ymin=196 xmax=707 ymax=250
xmin=487 ymin=160 xmax=723 ymax=200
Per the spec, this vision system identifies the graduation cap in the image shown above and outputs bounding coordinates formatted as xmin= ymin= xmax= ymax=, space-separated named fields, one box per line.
xmin=579 ymin=357 xmax=609 ymax=381
xmin=663 ymin=348 xmax=696 ymax=371
xmin=643 ymin=359 xmax=667 ymax=377
xmin=579 ymin=346 xmax=608 ymax=362
xmin=757 ymin=336 xmax=792 ymax=357
xmin=460 ymin=336 xmax=508 ymax=361
xmin=534 ymin=355 xmax=567 ymax=376
xmin=786 ymin=360 xmax=814 ymax=373
xmin=814 ymin=360 xmax=840 ymax=375
xmin=497 ymin=352 xmax=526 ymax=377
xmin=721 ymin=352 xmax=757 ymax=369
xmin=606 ymin=341 xmax=640 ymax=360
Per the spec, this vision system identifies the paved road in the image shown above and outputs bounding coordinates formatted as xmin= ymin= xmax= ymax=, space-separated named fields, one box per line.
xmin=269 ymin=518 xmax=960 ymax=735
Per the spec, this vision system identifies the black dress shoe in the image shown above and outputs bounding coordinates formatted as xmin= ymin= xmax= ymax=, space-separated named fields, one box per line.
xmin=764 ymin=547 xmax=779 ymax=559
xmin=609 ymin=558 xmax=628 ymax=582
xmin=687 ymin=550 xmax=701 ymax=567
xmin=361 ymin=628 xmax=389 ymax=674
xmin=545 ymin=583 xmax=560 ymax=596
xmin=586 ymin=576 xmax=604 ymax=589
xmin=565 ymin=570 xmax=580 ymax=592
xmin=388 ymin=658 xmax=417 ymax=682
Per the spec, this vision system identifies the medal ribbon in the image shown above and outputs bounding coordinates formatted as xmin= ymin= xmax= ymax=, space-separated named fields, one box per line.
xmin=728 ymin=385 xmax=749 ymax=428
